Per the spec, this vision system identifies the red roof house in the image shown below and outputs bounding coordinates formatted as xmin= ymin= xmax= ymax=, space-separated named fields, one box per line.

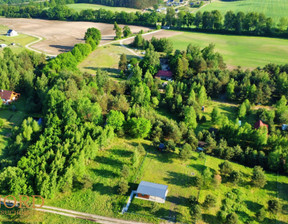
xmin=155 ymin=70 xmax=173 ymax=80
xmin=0 ymin=90 xmax=20 ymax=105
xmin=254 ymin=120 xmax=269 ymax=129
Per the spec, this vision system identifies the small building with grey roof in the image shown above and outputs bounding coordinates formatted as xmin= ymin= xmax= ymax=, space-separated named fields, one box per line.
xmin=135 ymin=181 xmax=168 ymax=203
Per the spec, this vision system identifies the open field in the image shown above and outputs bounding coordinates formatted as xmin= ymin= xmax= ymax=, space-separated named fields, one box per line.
xmin=0 ymin=18 xmax=152 ymax=55
xmin=128 ymin=149 xmax=288 ymax=223
xmin=78 ymin=43 xmax=137 ymax=80
xmin=0 ymin=25 xmax=38 ymax=55
xmin=67 ymin=3 xmax=140 ymax=13
xmin=168 ymin=31 xmax=288 ymax=69
xmin=197 ymin=0 xmax=288 ymax=22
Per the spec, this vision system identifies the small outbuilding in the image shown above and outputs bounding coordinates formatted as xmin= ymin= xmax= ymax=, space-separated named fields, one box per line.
xmin=6 ymin=29 xmax=18 ymax=37
xmin=0 ymin=44 xmax=7 ymax=48
xmin=136 ymin=181 xmax=168 ymax=203
xmin=159 ymin=143 xmax=166 ymax=152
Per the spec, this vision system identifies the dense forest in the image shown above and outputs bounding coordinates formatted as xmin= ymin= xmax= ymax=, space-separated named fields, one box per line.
xmin=1 ymin=3 xmax=288 ymax=38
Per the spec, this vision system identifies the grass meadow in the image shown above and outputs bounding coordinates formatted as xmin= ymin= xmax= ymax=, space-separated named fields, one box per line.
xmin=67 ymin=3 xmax=140 ymax=13
xmin=168 ymin=31 xmax=288 ymax=69
xmin=128 ymin=149 xmax=288 ymax=223
xmin=78 ymin=43 xmax=139 ymax=80
xmin=0 ymin=25 xmax=38 ymax=55
xmin=197 ymin=0 xmax=288 ymax=22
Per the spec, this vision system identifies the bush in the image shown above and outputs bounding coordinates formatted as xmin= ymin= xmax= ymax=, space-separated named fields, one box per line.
xmin=203 ymin=194 xmax=217 ymax=209
xmin=120 ymin=165 xmax=130 ymax=179
xmin=118 ymin=179 xmax=129 ymax=195
xmin=256 ymin=207 xmax=266 ymax=222
xmin=268 ymin=199 xmax=281 ymax=214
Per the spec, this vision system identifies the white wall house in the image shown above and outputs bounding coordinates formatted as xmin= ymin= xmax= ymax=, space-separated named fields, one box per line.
xmin=6 ymin=29 xmax=18 ymax=37
xmin=135 ymin=181 xmax=168 ymax=203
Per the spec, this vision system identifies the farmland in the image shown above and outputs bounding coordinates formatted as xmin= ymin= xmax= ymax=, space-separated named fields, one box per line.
xmin=197 ymin=0 xmax=288 ymax=22
xmin=0 ymin=18 xmax=151 ymax=55
xmin=67 ymin=3 xmax=140 ymax=13
xmin=168 ymin=31 xmax=288 ymax=69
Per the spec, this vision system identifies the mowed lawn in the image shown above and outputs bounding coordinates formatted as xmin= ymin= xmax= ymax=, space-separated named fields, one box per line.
xmin=168 ymin=31 xmax=288 ymax=68
xmin=67 ymin=3 xmax=140 ymax=13
xmin=128 ymin=149 xmax=288 ymax=223
xmin=0 ymin=25 xmax=38 ymax=55
xmin=78 ymin=44 xmax=139 ymax=79
xmin=198 ymin=0 xmax=288 ymax=22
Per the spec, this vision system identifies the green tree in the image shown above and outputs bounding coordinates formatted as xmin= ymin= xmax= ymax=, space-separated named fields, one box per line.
xmin=238 ymin=102 xmax=247 ymax=118
xmin=175 ymin=57 xmax=183 ymax=79
xmin=119 ymin=54 xmax=127 ymax=71
xmin=126 ymin=117 xmax=152 ymax=138
xmin=256 ymin=207 xmax=266 ymax=222
xmin=226 ymin=212 xmax=238 ymax=224
xmin=198 ymin=86 xmax=207 ymax=106
xmin=84 ymin=28 xmax=101 ymax=45
xmin=251 ymin=166 xmax=266 ymax=188
xmin=118 ymin=179 xmax=129 ymax=195
xmin=219 ymin=161 xmax=233 ymax=177
xmin=179 ymin=143 xmax=192 ymax=161
xmin=123 ymin=25 xmax=132 ymax=37
xmin=106 ymin=110 xmax=125 ymax=131
xmin=203 ymin=194 xmax=217 ymax=209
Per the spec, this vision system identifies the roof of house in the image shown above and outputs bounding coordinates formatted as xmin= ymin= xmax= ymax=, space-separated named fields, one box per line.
xmin=155 ymin=70 xmax=173 ymax=78
xmin=0 ymin=90 xmax=13 ymax=101
xmin=159 ymin=143 xmax=165 ymax=149
xmin=254 ymin=120 xmax=269 ymax=129
xmin=137 ymin=181 xmax=168 ymax=198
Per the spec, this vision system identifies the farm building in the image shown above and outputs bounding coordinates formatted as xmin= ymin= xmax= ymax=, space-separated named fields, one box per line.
xmin=0 ymin=90 xmax=20 ymax=105
xmin=6 ymin=29 xmax=18 ymax=37
xmin=155 ymin=70 xmax=173 ymax=80
xmin=135 ymin=181 xmax=168 ymax=203
xmin=254 ymin=120 xmax=269 ymax=129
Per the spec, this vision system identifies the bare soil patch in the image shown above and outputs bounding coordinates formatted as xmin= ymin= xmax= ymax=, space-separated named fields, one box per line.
xmin=0 ymin=18 xmax=152 ymax=55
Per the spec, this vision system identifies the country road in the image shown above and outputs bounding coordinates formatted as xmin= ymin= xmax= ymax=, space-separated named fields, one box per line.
xmin=1 ymin=199 xmax=151 ymax=224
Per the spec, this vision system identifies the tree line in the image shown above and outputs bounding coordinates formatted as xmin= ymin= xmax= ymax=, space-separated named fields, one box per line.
xmin=1 ymin=4 xmax=288 ymax=38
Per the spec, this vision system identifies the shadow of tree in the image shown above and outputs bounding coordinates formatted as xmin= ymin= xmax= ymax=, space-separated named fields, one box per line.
xmin=244 ymin=200 xmax=263 ymax=213
xmin=92 ymin=182 xmax=118 ymax=195
xmin=94 ymin=156 xmax=123 ymax=168
xmin=189 ymin=164 xmax=207 ymax=173
xmin=166 ymin=195 xmax=189 ymax=207
xmin=202 ymin=214 xmax=218 ymax=224
xmin=110 ymin=148 xmax=133 ymax=158
xmin=49 ymin=44 xmax=72 ymax=52
xmin=92 ymin=168 xmax=119 ymax=178
xmin=164 ymin=171 xmax=192 ymax=187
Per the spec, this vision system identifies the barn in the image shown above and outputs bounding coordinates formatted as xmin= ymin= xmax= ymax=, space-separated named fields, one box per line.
xmin=136 ymin=181 xmax=168 ymax=203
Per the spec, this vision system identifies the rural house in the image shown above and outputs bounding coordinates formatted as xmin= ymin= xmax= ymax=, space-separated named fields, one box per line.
xmin=254 ymin=120 xmax=269 ymax=129
xmin=155 ymin=70 xmax=173 ymax=81
xmin=6 ymin=29 xmax=18 ymax=37
xmin=0 ymin=90 xmax=20 ymax=105
xmin=136 ymin=181 xmax=168 ymax=203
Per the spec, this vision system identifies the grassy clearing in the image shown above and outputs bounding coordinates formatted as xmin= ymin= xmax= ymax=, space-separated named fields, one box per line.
xmin=0 ymin=98 xmax=28 ymax=152
xmin=67 ymin=3 xmax=140 ymax=13
xmin=128 ymin=148 xmax=288 ymax=223
xmin=0 ymin=25 xmax=38 ymax=55
xmin=42 ymin=138 xmax=157 ymax=223
xmin=78 ymin=43 xmax=139 ymax=80
xmin=168 ymin=31 xmax=288 ymax=69
xmin=197 ymin=0 xmax=288 ymax=22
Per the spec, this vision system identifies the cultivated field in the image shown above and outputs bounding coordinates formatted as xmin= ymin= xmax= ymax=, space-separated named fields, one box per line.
xmin=67 ymin=3 xmax=140 ymax=13
xmin=0 ymin=18 xmax=152 ymax=55
xmin=198 ymin=0 xmax=288 ymax=22
xmin=168 ymin=31 xmax=288 ymax=69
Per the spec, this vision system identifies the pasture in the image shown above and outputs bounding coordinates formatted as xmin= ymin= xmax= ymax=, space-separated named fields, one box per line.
xmin=128 ymin=149 xmax=288 ymax=223
xmin=67 ymin=3 xmax=140 ymax=13
xmin=197 ymin=0 xmax=288 ymax=22
xmin=168 ymin=31 xmax=288 ymax=69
